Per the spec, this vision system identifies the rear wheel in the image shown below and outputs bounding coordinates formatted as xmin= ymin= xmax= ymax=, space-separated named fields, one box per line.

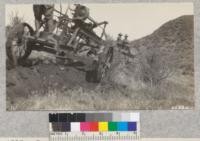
xmin=6 ymin=23 xmax=34 ymax=65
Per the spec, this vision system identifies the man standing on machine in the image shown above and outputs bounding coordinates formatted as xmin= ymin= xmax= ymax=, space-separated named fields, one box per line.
xmin=33 ymin=4 xmax=61 ymax=55
xmin=33 ymin=4 xmax=54 ymax=37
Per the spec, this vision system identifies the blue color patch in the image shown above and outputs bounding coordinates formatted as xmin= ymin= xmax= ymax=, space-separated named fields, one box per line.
xmin=128 ymin=122 xmax=137 ymax=131
xmin=117 ymin=122 xmax=128 ymax=131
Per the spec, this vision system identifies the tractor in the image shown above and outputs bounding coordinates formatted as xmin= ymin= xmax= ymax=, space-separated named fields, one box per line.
xmin=6 ymin=4 xmax=114 ymax=83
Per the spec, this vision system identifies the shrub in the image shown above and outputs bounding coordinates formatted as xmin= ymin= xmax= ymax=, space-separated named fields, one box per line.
xmin=6 ymin=11 xmax=24 ymax=37
xmin=137 ymin=47 xmax=176 ymax=86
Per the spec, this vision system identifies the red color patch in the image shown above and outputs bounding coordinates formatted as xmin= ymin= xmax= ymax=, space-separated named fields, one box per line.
xmin=90 ymin=122 xmax=99 ymax=131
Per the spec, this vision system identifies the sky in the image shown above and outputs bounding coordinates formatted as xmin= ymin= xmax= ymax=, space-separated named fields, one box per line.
xmin=6 ymin=3 xmax=193 ymax=40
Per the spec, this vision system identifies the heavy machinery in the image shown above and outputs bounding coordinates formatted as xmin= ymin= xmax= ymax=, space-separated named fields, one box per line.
xmin=6 ymin=4 xmax=114 ymax=83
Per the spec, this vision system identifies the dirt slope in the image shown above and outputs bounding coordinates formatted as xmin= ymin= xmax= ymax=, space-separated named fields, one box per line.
xmin=7 ymin=53 xmax=97 ymax=99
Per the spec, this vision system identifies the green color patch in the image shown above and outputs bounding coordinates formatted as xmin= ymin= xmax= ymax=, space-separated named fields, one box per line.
xmin=108 ymin=122 xmax=117 ymax=131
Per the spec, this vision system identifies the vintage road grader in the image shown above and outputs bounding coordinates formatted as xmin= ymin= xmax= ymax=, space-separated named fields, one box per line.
xmin=6 ymin=4 xmax=131 ymax=83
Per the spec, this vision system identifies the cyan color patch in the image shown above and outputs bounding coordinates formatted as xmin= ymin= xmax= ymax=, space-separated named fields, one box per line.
xmin=117 ymin=122 xmax=128 ymax=131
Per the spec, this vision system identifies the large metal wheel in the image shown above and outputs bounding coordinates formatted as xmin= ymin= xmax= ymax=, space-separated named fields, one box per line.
xmin=6 ymin=23 xmax=34 ymax=65
xmin=86 ymin=46 xmax=113 ymax=83
xmin=96 ymin=46 xmax=114 ymax=82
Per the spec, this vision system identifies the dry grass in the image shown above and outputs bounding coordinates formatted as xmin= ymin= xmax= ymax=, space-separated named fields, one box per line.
xmin=6 ymin=71 xmax=194 ymax=110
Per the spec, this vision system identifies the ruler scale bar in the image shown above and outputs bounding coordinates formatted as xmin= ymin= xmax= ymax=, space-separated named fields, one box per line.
xmin=50 ymin=132 xmax=140 ymax=141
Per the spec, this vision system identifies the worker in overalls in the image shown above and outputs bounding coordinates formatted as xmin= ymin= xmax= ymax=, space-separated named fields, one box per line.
xmin=33 ymin=4 xmax=55 ymax=37
xmin=33 ymin=4 xmax=61 ymax=55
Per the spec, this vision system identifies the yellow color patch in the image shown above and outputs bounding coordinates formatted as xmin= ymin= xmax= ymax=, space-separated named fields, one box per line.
xmin=98 ymin=122 xmax=108 ymax=131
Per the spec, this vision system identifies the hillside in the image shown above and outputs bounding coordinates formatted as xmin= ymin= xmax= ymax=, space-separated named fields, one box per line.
xmin=130 ymin=15 xmax=194 ymax=75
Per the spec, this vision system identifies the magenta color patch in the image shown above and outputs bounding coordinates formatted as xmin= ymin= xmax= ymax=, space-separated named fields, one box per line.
xmin=80 ymin=122 xmax=90 ymax=131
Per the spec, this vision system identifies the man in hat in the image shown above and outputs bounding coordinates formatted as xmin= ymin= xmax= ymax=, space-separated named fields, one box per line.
xmin=123 ymin=34 xmax=131 ymax=54
xmin=117 ymin=33 xmax=122 ymax=42
xmin=123 ymin=34 xmax=129 ymax=47
xmin=72 ymin=4 xmax=108 ymax=30
xmin=117 ymin=33 xmax=123 ymax=49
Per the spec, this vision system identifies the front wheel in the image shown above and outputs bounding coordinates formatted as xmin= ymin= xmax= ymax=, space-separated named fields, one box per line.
xmin=96 ymin=46 xmax=114 ymax=82
xmin=6 ymin=23 xmax=34 ymax=65
xmin=86 ymin=46 xmax=113 ymax=83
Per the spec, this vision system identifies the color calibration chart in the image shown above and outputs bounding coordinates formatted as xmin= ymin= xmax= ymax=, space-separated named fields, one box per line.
xmin=49 ymin=112 xmax=140 ymax=141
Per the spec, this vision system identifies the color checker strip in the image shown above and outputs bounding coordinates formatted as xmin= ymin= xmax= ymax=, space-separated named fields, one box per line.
xmin=49 ymin=113 xmax=139 ymax=132
xmin=49 ymin=113 xmax=140 ymax=141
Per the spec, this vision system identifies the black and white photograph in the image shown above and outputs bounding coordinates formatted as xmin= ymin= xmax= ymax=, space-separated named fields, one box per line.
xmin=6 ymin=3 xmax=194 ymax=110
